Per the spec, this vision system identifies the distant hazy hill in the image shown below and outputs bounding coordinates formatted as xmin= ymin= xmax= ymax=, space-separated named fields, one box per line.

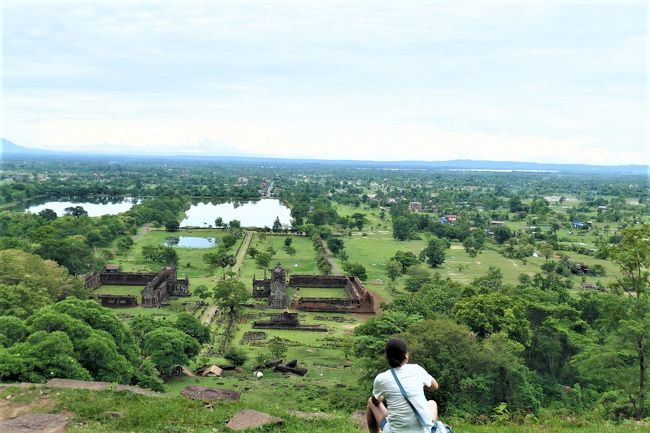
xmin=1 ymin=138 xmax=647 ymax=175
xmin=1 ymin=139 xmax=57 ymax=156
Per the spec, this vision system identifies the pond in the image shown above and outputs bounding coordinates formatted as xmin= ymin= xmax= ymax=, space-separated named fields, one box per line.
xmin=181 ymin=199 xmax=292 ymax=228
xmin=163 ymin=236 xmax=217 ymax=249
xmin=20 ymin=197 xmax=141 ymax=217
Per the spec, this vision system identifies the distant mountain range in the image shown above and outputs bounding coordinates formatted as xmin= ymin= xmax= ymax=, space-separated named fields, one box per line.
xmin=2 ymin=138 xmax=648 ymax=175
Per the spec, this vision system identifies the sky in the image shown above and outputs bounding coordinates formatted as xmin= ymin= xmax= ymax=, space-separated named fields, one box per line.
xmin=2 ymin=1 xmax=648 ymax=164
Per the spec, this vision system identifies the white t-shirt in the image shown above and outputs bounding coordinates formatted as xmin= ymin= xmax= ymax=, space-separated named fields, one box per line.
xmin=372 ymin=364 xmax=434 ymax=433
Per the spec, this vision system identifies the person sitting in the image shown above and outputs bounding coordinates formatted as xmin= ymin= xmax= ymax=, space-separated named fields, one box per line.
xmin=366 ymin=337 xmax=441 ymax=433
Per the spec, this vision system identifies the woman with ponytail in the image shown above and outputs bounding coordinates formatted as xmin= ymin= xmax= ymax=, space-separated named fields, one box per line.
xmin=366 ymin=338 xmax=448 ymax=433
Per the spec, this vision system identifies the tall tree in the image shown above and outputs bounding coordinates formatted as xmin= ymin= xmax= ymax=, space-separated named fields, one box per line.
xmin=272 ymin=216 xmax=283 ymax=232
xmin=212 ymin=279 xmax=250 ymax=315
xmin=608 ymin=224 xmax=650 ymax=418
xmin=420 ymin=238 xmax=447 ymax=268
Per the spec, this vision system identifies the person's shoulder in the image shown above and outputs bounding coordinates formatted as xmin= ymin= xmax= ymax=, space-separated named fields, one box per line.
xmin=407 ymin=363 xmax=429 ymax=374
xmin=374 ymin=369 xmax=392 ymax=384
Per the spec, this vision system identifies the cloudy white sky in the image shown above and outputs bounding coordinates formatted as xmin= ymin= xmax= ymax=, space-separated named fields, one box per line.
xmin=2 ymin=1 xmax=648 ymax=164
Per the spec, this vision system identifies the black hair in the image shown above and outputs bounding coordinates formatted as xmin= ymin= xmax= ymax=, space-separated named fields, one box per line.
xmin=385 ymin=338 xmax=408 ymax=368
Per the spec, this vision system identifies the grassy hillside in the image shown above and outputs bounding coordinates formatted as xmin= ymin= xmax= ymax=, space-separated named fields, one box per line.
xmin=1 ymin=386 xmax=645 ymax=433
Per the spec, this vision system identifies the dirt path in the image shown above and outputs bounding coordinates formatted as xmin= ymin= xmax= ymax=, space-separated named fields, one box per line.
xmin=200 ymin=305 xmax=219 ymax=326
xmin=232 ymin=231 xmax=253 ymax=274
xmin=320 ymin=239 xmax=342 ymax=275
xmin=133 ymin=223 xmax=153 ymax=242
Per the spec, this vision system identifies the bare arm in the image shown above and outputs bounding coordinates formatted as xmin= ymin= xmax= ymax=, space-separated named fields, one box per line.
xmin=425 ymin=377 xmax=439 ymax=392
xmin=371 ymin=394 xmax=384 ymax=406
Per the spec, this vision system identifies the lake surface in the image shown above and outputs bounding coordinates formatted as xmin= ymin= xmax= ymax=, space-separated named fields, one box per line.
xmin=181 ymin=199 xmax=292 ymax=228
xmin=164 ymin=236 xmax=217 ymax=249
xmin=21 ymin=197 xmax=141 ymax=217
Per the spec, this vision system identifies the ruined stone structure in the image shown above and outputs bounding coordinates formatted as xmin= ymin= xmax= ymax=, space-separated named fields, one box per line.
xmin=95 ymin=294 xmax=138 ymax=308
xmin=251 ymin=267 xmax=375 ymax=314
xmin=252 ymin=273 xmax=271 ymax=298
xmin=268 ymin=264 xmax=289 ymax=309
xmin=289 ymin=275 xmax=375 ymax=313
xmin=140 ymin=266 xmax=190 ymax=307
xmin=86 ymin=266 xmax=190 ymax=308
xmin=252 ymin=264 xmax=289 ymax=309
xmin=253 ymin=312 xmax=327 ymax=332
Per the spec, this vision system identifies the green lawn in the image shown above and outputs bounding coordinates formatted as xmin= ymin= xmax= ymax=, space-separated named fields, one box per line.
xmin=238 ymin=233 xmax=318 ymax=282
xmin=94 ymin=284 xmax=143 ymax=302
xmin=298 ymin=287 xmax=349 ymax=298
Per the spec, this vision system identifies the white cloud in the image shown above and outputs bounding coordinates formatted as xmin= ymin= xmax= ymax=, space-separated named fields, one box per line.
xmin=2 ymin=1 xmax=648 ymax=165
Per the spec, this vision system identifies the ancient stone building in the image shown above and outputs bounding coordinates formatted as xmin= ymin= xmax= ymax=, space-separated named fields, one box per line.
xmin=267 ymin=264 xmax=289 ymax=309
xmin=86 ymin=265 xmax=190 ymax=308
xmin=253 ymin=312 xmax=327 ymax=332
xmin=289 ymin=275 xmax=375 ymax=313
xmin=251 ymin=267 xmax=375 ymax=314
xmin=95 ymin=294 xmax=138 ymax=308
xmin=140 ymin=266 xmax=190 ymax=307
xmin=252 ymin=273 xmax=271 ymax=298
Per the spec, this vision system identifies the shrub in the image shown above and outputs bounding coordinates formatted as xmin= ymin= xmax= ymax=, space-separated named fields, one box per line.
xmin=224 ymin=347 xmax=248 ymax=367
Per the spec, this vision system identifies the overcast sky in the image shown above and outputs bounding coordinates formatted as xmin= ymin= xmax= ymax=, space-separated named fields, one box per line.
xmin=2 ymin=1 xmax=648 ymax=164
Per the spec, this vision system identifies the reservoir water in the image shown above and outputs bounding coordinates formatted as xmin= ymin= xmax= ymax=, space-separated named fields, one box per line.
xmin=181 ymin=199 xmax=292 ymax=228
xmin=21 ymin=197 xmax=140 ymax=217
xmin=163 ymin=236 xmax=217 ymax=249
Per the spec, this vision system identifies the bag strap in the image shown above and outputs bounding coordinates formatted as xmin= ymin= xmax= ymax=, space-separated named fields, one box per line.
xmin=389 ymin=368 xmax=430 ymax=429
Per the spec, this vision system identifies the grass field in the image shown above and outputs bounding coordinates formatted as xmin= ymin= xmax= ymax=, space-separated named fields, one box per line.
xmin=298 ymin=287 xmax=349 ymax=298
xmin=238 ymin=233 xmax=318 ymax=281
xmin=94 ymin=284 xmax=144 ymax=301
xmin=330 ymin=203 xmax=623 ymax=300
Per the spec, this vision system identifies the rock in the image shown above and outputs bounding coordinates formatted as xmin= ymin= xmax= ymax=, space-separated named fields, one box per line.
xmin=180 ymin=385 xmax=240 ymax=401
xmin=45 ymin=379 xmax=158 ymax=396
xmin=218 ymin=365 xmax=237 ymax=371
xmin=274 ymin=365 xmax=307 ymax=376
xmin=351 ymin=410 xmax=369 ymax=431
xmin=0 ymin=413 xmax=69 ymax=433
xmin=226 ymin=410 xmax=282 ymax=430
xmin=289 ymin=410 xmax=335 ymax=420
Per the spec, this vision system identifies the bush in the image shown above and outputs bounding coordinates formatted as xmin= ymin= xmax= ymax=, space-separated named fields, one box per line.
xmin=165 ymin=220 xmax=180 ymax=232
xmin=224 ymin=347 xmax=248 ymax=367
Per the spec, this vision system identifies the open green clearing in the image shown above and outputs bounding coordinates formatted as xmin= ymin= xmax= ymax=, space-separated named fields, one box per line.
xmin=298 ymin=287 xmax=349 ymax=298
xmin=238 ymin=233 xmax=318 ymax=281
xmin=94 ymin=284 xmax=143 ymax=302
xmin=332 ymin=203 xmax=622 ymax=297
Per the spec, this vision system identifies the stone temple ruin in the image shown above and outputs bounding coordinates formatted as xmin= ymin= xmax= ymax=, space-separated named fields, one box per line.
xmin=84 ymin=265 xmax=190 ymax=308
xmin=253 ymin=311 xmax=327 ymax=332
xmin=252 ymin=264 xmax=289 ymax=309
xmin=252 ymin=266 xmax=375 ymax=314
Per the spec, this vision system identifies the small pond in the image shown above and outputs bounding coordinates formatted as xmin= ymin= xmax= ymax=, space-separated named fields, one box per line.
xmin=181 ymin=198 xmax=292 ymax=228
xmin=163 ymin=236 xmax=217 ymax=249
xmin=20 ymin=197 xmax=141 ymax=217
